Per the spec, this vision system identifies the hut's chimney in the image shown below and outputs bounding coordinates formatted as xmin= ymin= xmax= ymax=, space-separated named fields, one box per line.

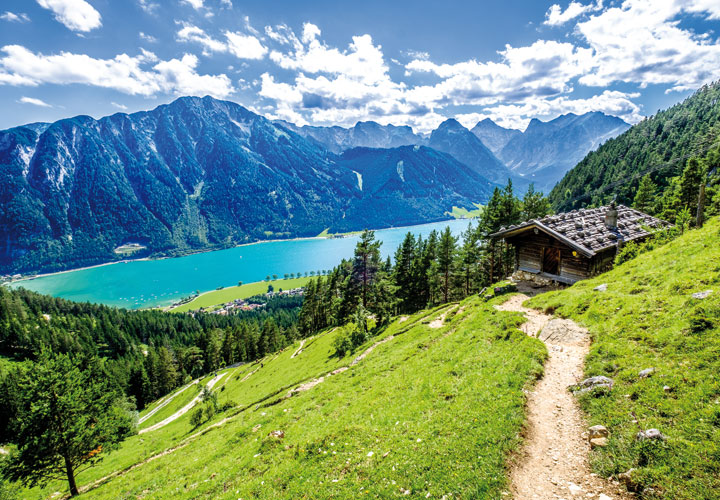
xmin=604 ymin=201 xmax=618 ymax=229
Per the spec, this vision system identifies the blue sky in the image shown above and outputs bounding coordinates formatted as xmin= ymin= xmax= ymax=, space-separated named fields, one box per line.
xmin=1 ymin=0 xmax=719 ymax=132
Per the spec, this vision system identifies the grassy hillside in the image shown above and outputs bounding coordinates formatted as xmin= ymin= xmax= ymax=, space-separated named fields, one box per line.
xmin=529 ymin=217 xmax=720 ymax=499
xmin=19 ymin=296 xmax=545 ymax=499
xmin=172 ymin=277 xmax=311 ymax=312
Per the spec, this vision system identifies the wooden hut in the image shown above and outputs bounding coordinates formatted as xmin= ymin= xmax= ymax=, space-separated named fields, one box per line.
xmin=489 ymin=203 xmax=668 ymax=284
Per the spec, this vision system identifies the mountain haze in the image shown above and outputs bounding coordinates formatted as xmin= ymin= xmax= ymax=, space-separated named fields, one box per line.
xmin=496 ymin=112 xmax=630 ymax=191
xmin=277 ymin=120 xmax=423 ymax=154
xmin=470 ymin=118 xmax=522 ymax=154
xmin=427 ymin=119 xmax=517 ymax=186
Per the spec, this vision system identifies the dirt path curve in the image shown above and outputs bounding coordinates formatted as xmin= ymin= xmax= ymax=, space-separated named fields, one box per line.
xmin=138 ymin=380 xmax=197 ymax=425
xmin=139 ymin=372 xmax=227 ymax=434
xmin=291 ymin=338 xmax=308 ymax=358
xmin=495 ymin=294 xmax=631 ymax=500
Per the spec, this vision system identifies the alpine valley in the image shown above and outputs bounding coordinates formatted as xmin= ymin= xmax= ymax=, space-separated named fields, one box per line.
xmin=0 ymin=95 xmax=628 ymax=275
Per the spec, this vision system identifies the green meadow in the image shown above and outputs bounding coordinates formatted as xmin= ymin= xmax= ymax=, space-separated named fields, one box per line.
xmin=22 ymin=296 xmax=546 ymax=499
xmin=529 ymin=217 xmax=720 ymax=499
xmin=447 ymin=203 xmax=483 ymax=219
xmin=172 ymin=277 xmax=312 ymax=312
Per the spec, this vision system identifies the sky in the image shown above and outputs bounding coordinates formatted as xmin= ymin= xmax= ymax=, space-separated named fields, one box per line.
xmin=1 ymin=0 xmax=719 ymax=132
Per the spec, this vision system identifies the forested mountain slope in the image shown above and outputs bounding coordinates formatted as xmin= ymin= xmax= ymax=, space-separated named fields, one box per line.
xmin=549 ymin=82 xmax=720 ymax=211
xmin=334 ymin=145 xmax=496 ymax=230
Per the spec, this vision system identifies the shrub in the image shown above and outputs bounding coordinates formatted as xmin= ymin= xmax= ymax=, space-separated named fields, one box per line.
xmin=189 ymin=407 xmax=204 ymax=428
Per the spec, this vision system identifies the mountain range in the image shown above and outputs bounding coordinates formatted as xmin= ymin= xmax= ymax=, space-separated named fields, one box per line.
xmin=0 ymin=96 xmax=495 ymax=274
xmin=495 ymin=112 xmax=631 ymax=191
xmin=286 ymin=112 xmax=630 ymax=192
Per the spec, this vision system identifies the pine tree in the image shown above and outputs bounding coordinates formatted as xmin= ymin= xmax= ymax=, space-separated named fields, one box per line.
xmin=633 ymin=174 xmax=657 ymax=213
xmin=127 ymin=364 xmax=151 ymax=410
xmin=521 ymin=183 xmax=551 ymax=220
xmin=679 ymin=157 xmax=705 ymax=210
xmin=436 ymin=227 xmax=457 ymax=303
xmin=350 ymin=230 xmax=382 ymax=310
xmin=2 ymin=353 xmax=135 ymax=496
xmin=393 ymin=233 xmax=416 ymax=313
xmin=156 ymin=346 xmax=178 ymax=395
xmin=221 ymin=330 xmax=234 ymax=366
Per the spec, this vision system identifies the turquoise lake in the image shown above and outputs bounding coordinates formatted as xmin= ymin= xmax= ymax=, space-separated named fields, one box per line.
xmin=12 ymin=219 xmax=472 ymax=309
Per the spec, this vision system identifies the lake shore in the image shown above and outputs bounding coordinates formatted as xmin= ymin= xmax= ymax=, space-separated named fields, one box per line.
xmin=9 ymin=218 xmax=470 ymax=286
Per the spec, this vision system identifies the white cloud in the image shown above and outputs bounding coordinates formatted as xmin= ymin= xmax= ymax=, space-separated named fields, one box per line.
xmin=225 ymin=32 xmax=268 ymax=60
xmin=111 ymin=101 xmax=128 ymax=110
xmin=19 ymin=96 xmax=52 ymax=107
xmin=177 ymin=24 xmax=227 ymax=54
xmin=139 ymin=32 xmax=157 ymax=43
xmin=153 ymin=54 xmax=234 ymax=96
xmin=576 ymin=0 xmax=720 ymax=91
xmin=405 ymin=40 xmax=594 ymax=107
xmin=1 ymin=11 xmax=30 ymax=23
xmin=544 ymin=1 xmax=602 ymax=26
xmin=0 ymin=45 xmax=235 ymax=98
xmin=36 ymin=0 xmax=102 ymax=32
xmin=176 ymin=23 xmax=267 ymax=59
xmin=137 ymin=0 xmax=159 ymax=15
xmin=167 ymin=2 xmax=719 ymax=133
xmin=181 ymin=0 xmax=204 ymax=9
xmin=269 ymin=24 xmax=390 ymax=85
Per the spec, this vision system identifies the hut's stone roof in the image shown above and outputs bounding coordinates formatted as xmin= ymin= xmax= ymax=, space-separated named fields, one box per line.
xmin=490 ymin=205 xmax=669 ymax=257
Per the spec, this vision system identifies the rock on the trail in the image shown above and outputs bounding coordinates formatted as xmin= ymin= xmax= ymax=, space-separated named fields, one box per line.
xmin=573 ymin=375 xmax=614 ymax=394
xmin=637 ymin=428 xmax=666 ymax=441
xmin=638 ymin=367 xmax=655 ymax=379
xmin=593 ymin=283 xmax=608 ymax=292
xmin=590 ymin=437 xmax=609 ymax=448
xmin=692 ymin=290 xmax=713 ymax=299
xmin=599 ymin=494 xmax=613 ymax=500
xmin=588 ymin=425 xmax=609 ymax=441
xmin=618 ymin=469 xmax=638 ymax=491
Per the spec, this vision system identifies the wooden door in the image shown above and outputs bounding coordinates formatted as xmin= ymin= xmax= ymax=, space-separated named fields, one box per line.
xmin=542 ymin=247 xmax=560 ymax=275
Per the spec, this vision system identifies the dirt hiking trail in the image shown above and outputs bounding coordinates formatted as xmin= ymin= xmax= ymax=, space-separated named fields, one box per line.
xmin=139 ymin=372 xmax=227 ymax=434
xmin=496 ymin=294 xmax=631 ymax=500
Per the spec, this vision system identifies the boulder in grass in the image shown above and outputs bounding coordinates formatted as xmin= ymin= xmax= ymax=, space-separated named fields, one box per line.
xmin=573 ymin=375 xmax=614 ymax=394
xmin=268 ymin=430 xmax=285 ymax=439
xmin=618 ymin=469 xmax=639 ymax=491
xmin=588 ymin=425 xmax=609 ymax=441
xmin=589 ymin=437 xmax=608 ymax=448
xmin=692 ymin=290 xmax=713 ymax=299
xmin=638 ymin=367 xmax=655 ymax=379
xmin=637 ymin=428 xmax=666 ymax=441
xmin=593 ymin=283 xmax=608 ymax=292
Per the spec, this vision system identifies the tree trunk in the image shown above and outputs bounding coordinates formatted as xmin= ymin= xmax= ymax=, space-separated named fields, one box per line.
xmin=696 ymin=182 xmax=706 ymax=228
xmin=489 ymin=242 xmax=495 ymax=283
xmin=65 ymin=455 xmax=79 ymax=496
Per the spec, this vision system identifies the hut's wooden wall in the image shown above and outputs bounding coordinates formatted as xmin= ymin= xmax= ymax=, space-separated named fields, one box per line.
xmin=507 ymin=231 xmax=592 ymax=282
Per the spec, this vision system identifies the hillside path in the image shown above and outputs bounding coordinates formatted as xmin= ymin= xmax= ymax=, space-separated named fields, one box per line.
xmin=138 ymin=380 xmax=198 ymax=425
xmin=495 ymin=294 xmax=631 ymax=500
xmin=139 ymin=372 xmax=226 ymax=434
